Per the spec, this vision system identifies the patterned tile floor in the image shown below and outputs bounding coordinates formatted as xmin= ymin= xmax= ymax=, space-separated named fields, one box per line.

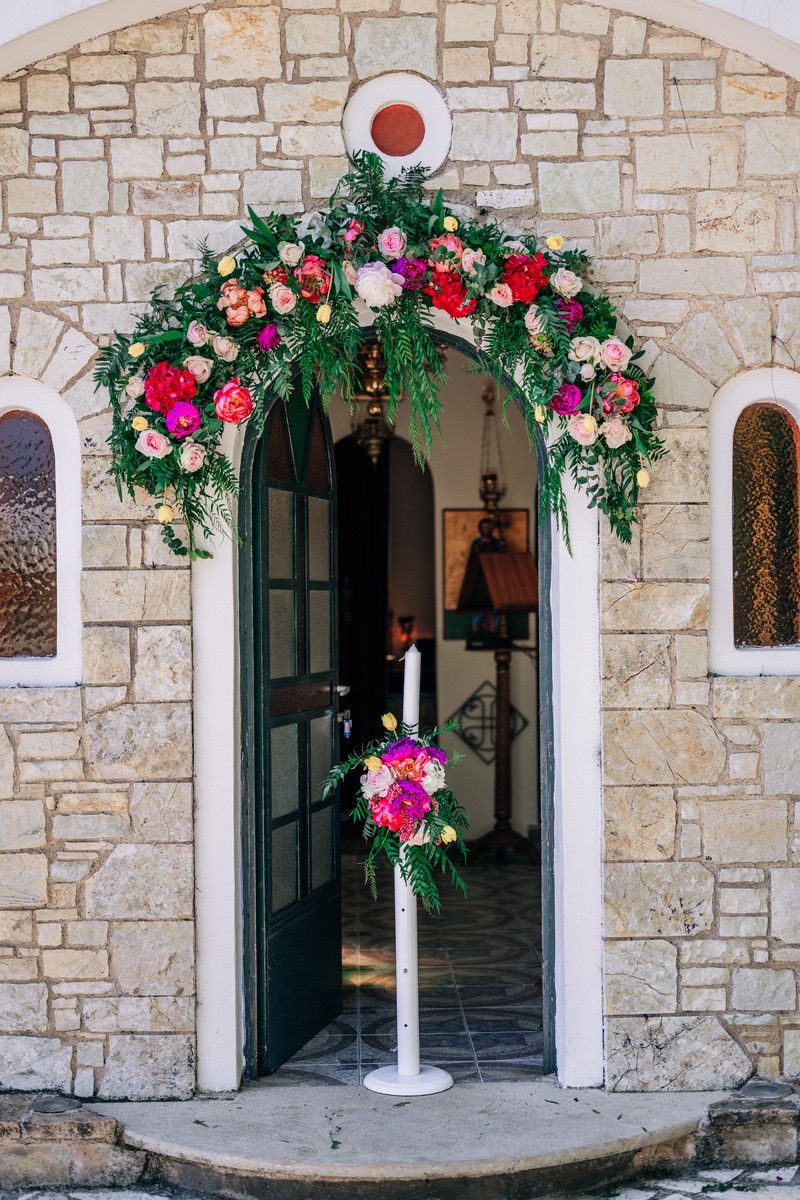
xmin=264 ymin=851 xmax=544 ymax=1086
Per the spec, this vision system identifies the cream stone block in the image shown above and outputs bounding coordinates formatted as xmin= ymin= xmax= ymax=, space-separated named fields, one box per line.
xmin=639 ymin=257 xmax=746 ymax=297
xmin=53 ymin=811 xmax=128 ymax=841
xmin=279 ymin=126 xmax=346 ymax=157
xmin=110 ymin=920 xmax=194 ymax=995
xmin=0 ymin=727 xmax=13 ymax=799
xmin=110 ymin=138 xmax=164 ymax=179
xmin=714 ymin=677 xmax=800 ymax=720
xmin=7 ymin=179 xmax=56 ymax=215
xmin=17 ymin=728 xmax=79 ymax=760
xmin=134 ymin=626 xmax=192 ymax=702
xmin=601 ymin=581 xmax=709 ymax=632
xmin=285 ymin=14 xmax=340 ymax=54
xmin=500 ymin=0 xmax=536 ymax=33
xmin=62 ymin=159 xmax=108 ymax=213
xmin=0 ymin=913 xmax=33 ymax=944
xmin=645 ymin=429 xmax=709 ymax=508
xmin=623 ymin=300 xmax=688 ymax=324
xmin=82 ymin=459 xmax=151 ymax=521
xmin=0 ymin=128 xmax=28 ymax=176
xmin=604 ymin=59 xmax=664 ymax=117
xmin=93 ymin=216 xmax=145 ymax=263
xmin=81 ymin=569 xmax=190 ymax=624
xmin=125 ymin=262 xmax=189 ymax=302
xmin=722 ymin=74 xmax=787 ymax=113
xmin=27 ymin=74 xmax=70 ymax=113
xmin=530 ymin=34 xmax=599 ymax=79
xmin=560 ymin=4 xmax=608 ymax=34
xmin=775 ymin=298 xmax=800 ymax=368
xmin=636 ymin=133 xmax=739 ymax=191
xmin=71 ymin=54 xmax=136 ymax=82
xmin=745 ymin=117 xmax=800 ymax=175
xmin=204 ymin=8 xmax=281 ymax=81
xmin=449 ymin=112 xmax=519 ymax=162
xmin=539 ymin=160 xmax=620 ymax=213
xmin=672 ymin=314 xmax=740 ymax=387
xmin=40 ymin=327 xmax=97 ymax=393
xmin=602 ymin=634 xmax=671 ymax=708
xmin=599 ymin=215 xmax=659 ymax=257
xmin=0 ymin=854 xmax=47 ymax=908
xmin=696 ymin=190 xmax=776 ymax=254
xmin=495 ymin=34 xmax=528 ymax=64
xmin=612 ymin=15 xmax=646 ymax=55
xmin=74 ymin=83 xmax=130 ymax=109
xmin=771 ymin=869 xmax=800 ymax=943
xmin=98 ymin=1032 xmax=194 ymax=1099
xmin=205 ymin=87 xmax=259 ymax=118
xmin=604 ymin=786 xmax=676 ymax=861
xmin=115 ymin=22 xmax=184 ymax=53
xmin=0 ymin=688 xmax=80 ymax=723
xmin=56 ymin=791 xmax=127 ymax=815
xmin=0 ymin=802 xmax=45 ymax=851
xmin=783 ymin=1029 xmax=800 ymax=1077
xmin=702 ymin=799 xmax=787 ymax=863
xmin=42 ymin=948 xmax=109 ymax=980
xmin=135 ymin=82 xmax=200 ymax=136
xmin=605 ymin=709 xmax=724 ymax=786
xmin=676 ymin=634 xmax=708 ymax=680
xmin=0 ymin=81 xmax=20 ymax=111
xmin=732 ymin=967 xmax=795 ymax=1011
xmin=445 ymin=3 xmax=496 ymax=41
xmin=208 ymin=138 xmax=256 ymax=171
xmin=651 ymin=353 xmax=715 ymax=413
xmin=83 ymin=995 xmax=194 ymax=1033
xmin=515 ymin=81 xmax=596 ymax=110
xmin=521 ymin=131 xmax=577 ymax=157
xmin=130 ymin=782 xmax=192 ymax=843
xmin=354 ymin=17 xmax=437 ymax=77
xmin=241 ymin=172 xmax=303 ymax=213
xmin=262 ymin=81 xmax=348 ymax=124
xmin=83 ymin=626 xmax=131 ymax=687
xmin=604 ymin=862 xmax=714 ymax=938
xmin=604 ymin=939 xmax=677 ymax=1014
xmin=0 ymin=1035 xmax=72 ymax=1092
xmin=68 ymin=921 xmax=108 ymax=947
xmin=443 ymin=47 xmax=490 ymax=81
xmin=718 ymin=885 xmax=766 ymax=913
xmin=762 ymin=723 xmax=800 ymax=795
xmin=85 ymin=844 xmax=193 ymax=919
xmin=681 ymin=987 xmax=726 ymax=1012
xmin=725 ymin=298 xmax=772 ymax=366
xmin=85 ymin=704 xmax=192 ymax=782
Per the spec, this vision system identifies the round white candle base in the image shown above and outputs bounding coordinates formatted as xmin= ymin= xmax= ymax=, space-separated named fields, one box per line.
xmin=363 ymin=1064 xmax=454 ymax=1096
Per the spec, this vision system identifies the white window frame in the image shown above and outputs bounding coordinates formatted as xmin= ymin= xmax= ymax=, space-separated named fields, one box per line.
xmin=710 ymin=367 xmax=800 ymax=676
xmin=0 ymin=376 xmax=82 ymax=686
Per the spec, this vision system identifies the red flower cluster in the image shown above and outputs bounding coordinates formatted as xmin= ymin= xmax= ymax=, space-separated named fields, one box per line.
xmin=501 ymin=252 xmax=548 ymax=305
xmin=143 ymin=361 xmax=197 ymax=413
xmin=424 ymin=270 xmax=477 ymax=319
xmin=294 ymin=254 xmax=331 ymax=304
xmin=262 ymin=265 xmax=288 ymax=286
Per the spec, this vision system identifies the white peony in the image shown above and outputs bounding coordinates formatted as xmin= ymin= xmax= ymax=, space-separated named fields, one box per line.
xmin=550 ymin=267 xmax=582 ymax=299
xmin=355 ymin=262 xmax=405 ymax=308
xmin=360 ymin=765 xmax=395 ymax=799
xmin=421 ymin=759 xmax=446 ymax=796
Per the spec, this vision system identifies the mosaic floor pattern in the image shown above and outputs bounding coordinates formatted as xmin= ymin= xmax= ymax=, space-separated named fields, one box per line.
xmin=263 ymin=851 xmax=544 ymax=1086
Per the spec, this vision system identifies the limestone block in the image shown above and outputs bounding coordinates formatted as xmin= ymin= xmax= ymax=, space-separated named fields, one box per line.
xmin=0 ymin=802 xmax=45 ymax=851
xmin=560 ymin=4 xmax=608 ymax=33
xmin=115 ymin=22 xmax=184 ymax=53
xmin=27 ymin=74 xmax=70 ymax=113
xmin=702 ymin=799 xmax=787 ymax=863
xmin=93 ymin=216 xmax=145 ymax=262
xmin=601 ymin=581 xmax=709 ymax=632
xmin=285 ymin=14 xmax=340 ymax=54
xmin=515 ymin=81 xmax=596 ymax=110
xmin=676 ymin=635 xmax=708 ymax=680
xmin=204 ymin=8 xmax=280 ymax=81
xmin=775 ymin=298 xmax=800 ymax=368
xmin=604 ymin=59 xmax=664 ymax=117
xmin=732 ymin=967 xmax=796 ymax=1011
xmin=0 ymin=688 xmax=80 ymax=723
xmin=638 ymin=257 xmax=746 ymax=297
xmin=530 ymin=34 xmax=599 ymax=78
xmin=52 ymin=813 xmax=128 ymax=840
xmin=262 ymin=81 xmax=348 ymax=124
xmin=125 ymin=262 xmax=189 ymax=302
xmin=696 ymin=190 xmax=776 ymax=254
xmin=612 ymin=16 xmax=646 ymax=55
xmin=110 ymin=921 xmax=194 ymax=995
xmin=604 ymin=939 xmax=677 ymax=1014
xmin=40 ymin=328 xmax=97 ymax=394
xmin=643 ymin=429 xmax=709 ymax=505
xmin=79 ymin=411 xmax=114 ymax=456
xmin=98 ymin=1033 xmax=194 ymax=1099
xmin=165 ymin=219 xmax=239 ymax=260
xmin=604 ymin=786 xmax=676 ymax=861
xmin=763 ymin=723 xmax=800 ymax=794
xmin=443 ymin=47 xmax=491 ymax=81
xmin=42 ymin=948 xmax=109 ymax=980
xmin=771 ymin=869 xmax=800 ymax=943
xmin=13 ymin=310 xmax=65 ymax=374
xmin=0 ymin=727 xmax=13 ymax=799
xmin=642 ymin=504 xmax=709 ymax=581
xmin=83 ymin=626 xmax=131 ymax=686
xmin=714 ymin=677 xmax=800 ymax=720
xmin=81 ymin=569 xmax=190 ymax=623
xmin=722 ymin=74 xmax=787 ymax=113
xmin=604 ymin=710 xmax=724 ymax=786
xmin=599 ymin=215 xmax=659 ymax=258
xmin=205 ymin=87 xmax=259 ymax=118
xmin=0 ymin=854 xmax=47 ymax=908
xmin=354 ymin=18 xmax=437 ymax=77
xmin=0 ymin=1035 xmax=71 ymax=1092
xmin=540 ymin=161 xmax=621 ymax=216
xmin=745 ymin=117 xmax=800 ymax=174
xmin=671 ymin=314 xmax=740 ymax=388
xmin=62 ymin=160 xmax=108 ymax=214
xmin=132 ymin=180 xmax=198 ymax=215
xmin=7 ymin=179 xmax=57 ymax=215
xmin=130 ymin=782 xmax=192 ymax=843
xmin=71 ymin=54 xmax=136 ymax=82
xmin=0 ymin=983 xmax=48 ymax=1033
xmin=604 ymin=862 xmax=714 ymax=937
xmin=725 ymin=298 xmax=771 ymax=366
xmin=209 ymin=138 xmax=256 ymax=171
xmin=602 ymin=634 xmax=671 ymax=708
xmin=444 ymin=3 xmax=496 ymax=41
xmin=636 ymin=133 xmax=739 ymax=191
xmin=0 ymin=128 xmax=29 ymax=176
xmin=451 ymin=112 xmax=518 ymax=162
xmin=84 ymin=844 xmax=193 ymax=919
xmin=56 ymin=791 xmax=127 ymax=815
xmin=135 ymin=82 xmax=200 ymax=136
xmin=74 ymin=83 xmax=130 ymax=109
xmin=32 ymin=267 xmax=105 ymax=303
xmin=606 ymin=1016 xmax=752 ymax=1091
xmin=82 ymin=459 xmax=151 ymax=521
xmin=85 ymin=704 xmax=192 ymax=782
xmin=83 ymin=995 xmax=194 ymax=1033
xmin=500 ymin=0 xmax=536 ymax=33
xmin=134 ymin=626 xmax=191 ymax=702
xmin=279 ymin=126 xmax=345 ymax=157
xmin=0 ymin=912 xmax=33 ymax=944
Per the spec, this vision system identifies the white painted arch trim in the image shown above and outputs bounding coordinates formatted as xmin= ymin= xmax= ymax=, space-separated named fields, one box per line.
xmin=710 ymin=367 xmax=800 ymax=677
xmin=0 ymin=376 xmax=82 ymax=688
xmin=192 ymin=308 xmax=604 ymax=1093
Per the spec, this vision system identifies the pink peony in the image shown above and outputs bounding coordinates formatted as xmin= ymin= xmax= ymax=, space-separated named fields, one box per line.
xmin=135 ymin=428 xmax=172 ymax=459
xmin=247 ymin=287 xmax=267 ymax=317
xmin=185 ymin=355 xmax=213 ymax=382
xmin=165 ymin=401 xmax=201 ymax=438
xmin=377 ymin=226 xmax=407 ymax=261
xmin=226 ymin=304 xmax=250 ymax=327
xmin=428 ymin=233 xmax=464 ymax=272
xmin=550 ymin=381 xmax=582 ymax=415
xmin=214 ymin=377 xmax=253 ymax=424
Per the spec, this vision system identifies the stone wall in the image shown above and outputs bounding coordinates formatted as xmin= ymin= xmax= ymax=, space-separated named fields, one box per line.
xmin=0 ymin=0 xmax=799 ymax=1095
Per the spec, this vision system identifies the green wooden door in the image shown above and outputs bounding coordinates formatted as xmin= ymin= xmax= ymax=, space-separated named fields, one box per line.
xmin=247 ymin=393 xmax=342 ymax=1075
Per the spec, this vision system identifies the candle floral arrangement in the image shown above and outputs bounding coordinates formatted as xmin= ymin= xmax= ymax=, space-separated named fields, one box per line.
xmin=95 ymin=151 xmax=665 ymax=558
xmin=322 ymin=713 xmax=469 ymax=914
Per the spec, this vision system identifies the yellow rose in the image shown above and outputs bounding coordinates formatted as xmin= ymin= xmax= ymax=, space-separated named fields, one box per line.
xmin=380 ymin=712 xmax=398 ymax=731
xmin=546 ymin=235 xmax=564 ymax=251
xmin=131 ymin=415 xmax=149 ymax=432
xmin=317 ymin=303 xmax=332 ymax=324
xmin=583 ymin=414 xmax=597 ymax=434
xmin=157 ymin=504 xmax=174 ymax=524
xmin=440 ymin=825 xmax=457 ymax=845
xmin=218 ymin=255 xmax=236 ymax=276
xmin=363 ymin=755 xmax=383 ymax=772
xmin=636 ymin=468 xmax=650 ymax=489
xmin=443 ymin=215 xmax=459 ymax=232
xmin=534 ymin=405 xmax=546 ymax=424
xmin=128 ymin=342 xmax=146 ymax=358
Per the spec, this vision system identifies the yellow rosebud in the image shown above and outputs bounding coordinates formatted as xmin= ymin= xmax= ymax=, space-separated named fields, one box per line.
xmin=363 ymin=755 xmax=383 ymax=772
xmin=131 ymin=415 xmax=149 ymax=432
xmin=380 ymin=712 xmax=398 ymax=732
xmin=317 ymin=303 xmax=332 ymax=324
xmin=534 ymin=405 xmax=546 ymax=424
xmin=218 ymin=255 xmax=236 ymax=276
xmin=636 ymin=468 xmax=650 ymax=489
xmin=128 ymin=342 xmax=146 ymax=358
xmin=583 ymin=414 xmax=597 ymax=434
xmin=546 ymin=235 xmax=564 ymax=252
xmin=443 ymin=215 xmax=459 ymax=232
xmin=440 ymin=825 xmax=457 ymax=845
xmin=157 ymin=504 xmax=173 ymax=524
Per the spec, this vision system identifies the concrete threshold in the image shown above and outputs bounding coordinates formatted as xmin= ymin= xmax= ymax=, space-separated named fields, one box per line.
xmin=93 ymin=1076 xmax=727 ymax=1199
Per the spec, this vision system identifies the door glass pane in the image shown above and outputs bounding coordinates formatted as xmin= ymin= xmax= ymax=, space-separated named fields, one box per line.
xmin=271 ymin=820 xmax=298 ymax=913
xmin=269 ymin=589 xmax=296 ymax=677
xmin=309 ymin=715 xmax=333 ymax=803
xmin=308 ymin=409 xmax=330 ymax=489
xmin=270 ymin=723 xmax=299 ymax=819
xmin=308 ymin=497 xmax=330 ymax=582
xmin=312 ymin=805 xmax=334 ymax=890
xmin=308 ymin=590 xmax=331 ymax=673
xmin=269 ymin=489 xmax=294 ymax=579
xmin=288 ymin=395 xmax=312 ymax=477
xmin=267 ymin=403 xmax=294 ymax=482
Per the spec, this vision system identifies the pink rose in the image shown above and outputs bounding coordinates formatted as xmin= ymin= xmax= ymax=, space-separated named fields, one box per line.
xmin=599 ymin=338 xmax=632 ymax=371
xmin=269 ymin=283 xmax=297 ymax=315
xmin=550 ymin=267 xmax=582 ymax=299
xmin=377 ymin=226 xmax=407 ymax=261
xmin=180 ymin=442 xmax=206 ymax=473
xmin=185 ymin=355 xmax=213 ymax=382
xmin=428 ymin=233 xmax=464 ymax=271
xmin=601 ymin=416 xmax=632 ymax=449
xmin=524 ymin=305 xmax=544 ymax=334
xmin=461 ymin=247 xmax=486 ymax=277
xmin=567 ymin=414 xmax=598 ymax=446
xmin=489 ymin=282 xmax=513 ymax=307
xmin=211 ymin=335 xmax=239 ymax=362
xmin=187 ymin=320 xmax=209 ymax=347
xmin=135 ymin=428 xmax=173 ymax=459
xmin=214 ymin=377 xmax=253 ymax=424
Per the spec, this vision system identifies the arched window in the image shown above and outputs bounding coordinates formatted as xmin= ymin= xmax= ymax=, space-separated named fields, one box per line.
xmin=711 ymin=369 xmax=800 ymax=675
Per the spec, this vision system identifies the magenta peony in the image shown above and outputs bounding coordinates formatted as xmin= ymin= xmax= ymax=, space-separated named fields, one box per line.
xmin=257 ymin=323 xmax=281 ymax=353
xmin=165 ymin=401 xmax=201 ymax=438
xmin=550 ymin=381 xmax=582 ymax=415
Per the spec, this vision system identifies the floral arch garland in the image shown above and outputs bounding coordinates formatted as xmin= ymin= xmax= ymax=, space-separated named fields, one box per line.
xmin=95 ymin=153 xmax=665 ymax=559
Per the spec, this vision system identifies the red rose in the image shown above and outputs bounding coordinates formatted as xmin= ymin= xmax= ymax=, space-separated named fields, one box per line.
xmin=214 ymin=377 xmax=253 ymax=424
xmin=294 ymin=254 xmax=331 ymax=304
xmin=424 ymin=270 xmax=477 ymax=319
xmin=501 ymin=252 xmax=548 ymax=305
xmin=143 ymin=360 xmax=197 ymax=413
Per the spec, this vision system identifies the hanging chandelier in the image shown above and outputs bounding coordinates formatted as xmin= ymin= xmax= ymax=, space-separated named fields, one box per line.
xmin=351 ymin=340 xmax=449 ymax=466
xmin=478 ymin=380 xmax=507 ymax=516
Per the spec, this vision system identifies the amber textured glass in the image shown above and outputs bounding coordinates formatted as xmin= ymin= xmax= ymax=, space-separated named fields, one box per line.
xmin=0 ymin=410 xmax=57 ymax=657
xmin=733 ymin=403 xmax=800 ymax=647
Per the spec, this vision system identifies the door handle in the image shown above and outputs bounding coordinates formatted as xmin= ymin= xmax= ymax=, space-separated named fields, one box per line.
xmin=336 ymin=684 xmax=351 ymax=697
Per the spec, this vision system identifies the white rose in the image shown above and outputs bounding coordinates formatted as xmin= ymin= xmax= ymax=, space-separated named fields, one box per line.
xmin=360 ymin=765 xmax=394 ymax=799
xmin=125 ymin=376 xmax=144 ymax=399
xmin=278 ymin=241 xmax=304 ymax=267
xmin=567 ymin=414 xmax=598 ymax=446
xmin=180 ymin=442 xmax=207 ymax=473
xmin=580 ymin=363 xmax=596 ymax=382
xmin=524 ymin=305 xmax=544 ymax=334
xmin=601 ymin=417 xmax=632 ymax=449
xmin=550 ymin=267 xmax=582 ymax=299
xmin=355 ymin=262 xmax=404 ymax=308
xmin=421 ymin=759 xmax=446 ymax=796
xmin=569 ymin=335 xmax=602 ymax=364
